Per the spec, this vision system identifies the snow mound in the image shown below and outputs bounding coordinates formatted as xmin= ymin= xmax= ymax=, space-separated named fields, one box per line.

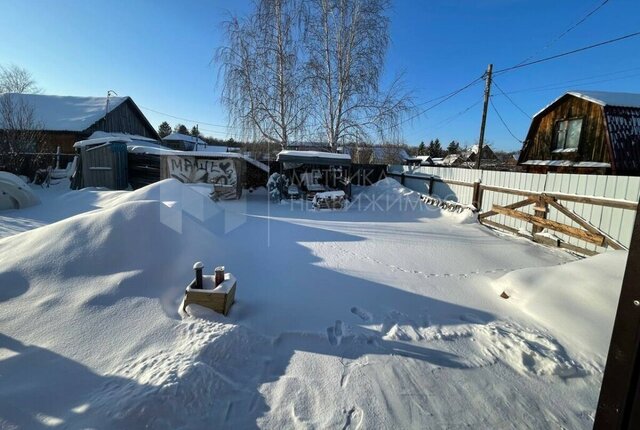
xmin=492 ymin=251 xmax=626 ymax=356
xmin=351 ymin=178 xmax=422 ymax=206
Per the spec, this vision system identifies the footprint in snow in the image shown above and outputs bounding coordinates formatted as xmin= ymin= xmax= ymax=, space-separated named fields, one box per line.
xmin=327 ymin=320 xmax=343 ymax=346
xmin=350 ymin=307 xmax=372 ymax=322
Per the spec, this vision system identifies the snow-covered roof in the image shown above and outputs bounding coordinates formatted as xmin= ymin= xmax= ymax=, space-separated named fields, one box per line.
xmin=128 ymin=145 xmax=269 ymax=172
xmin=521 ymin=159 xmax=610 ymax=168
xmin=533 ymin=90 xmax=640 ymax=118
xmin=0 ymin=93 xmax=128 ymax=131
xmin=74 ymin=132 xmax=167 ymax=149
xmin=90 ymin=131 xmax=158 ymax=143
xmin=162 ymin=132 xmax=207 ymax=145
xmin=277 ymin=150 xmax=351 ymax=160
xmin=277 ymin=150 xmax=351 ymax=166
xmin=568 ymin=90 xmax=640 ymax=108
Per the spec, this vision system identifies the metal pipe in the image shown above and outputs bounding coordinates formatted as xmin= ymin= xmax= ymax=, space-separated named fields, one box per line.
xmin=193 ymin=261 xmax=204 ymax=289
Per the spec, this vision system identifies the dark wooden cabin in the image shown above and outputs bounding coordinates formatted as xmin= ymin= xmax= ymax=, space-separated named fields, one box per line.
xmin=0 ymin=93 xmax=160 ymax=153
xmin=518 ymin=91 xmax=640 ymax=175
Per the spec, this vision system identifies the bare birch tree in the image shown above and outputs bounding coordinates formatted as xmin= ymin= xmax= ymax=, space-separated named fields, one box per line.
xmin=304 ymin=0 xmax=412 ymax=151
xmin=217 ymin=0 xmax=308 ymax=149
xmin=0 ymin=94 xmax=47 ymax=176
xmin=0 ymin=64 xmax=41 ymax=94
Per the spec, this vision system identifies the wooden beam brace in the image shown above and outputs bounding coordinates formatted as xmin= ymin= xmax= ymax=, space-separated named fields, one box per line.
xmin=480 ymin=184 xmax=638 ymax=210
xmin=479 ymin=197 xmax=535 ymax=219
xmin=492 ymin=204 xmax=606 ymax=246
xmin=544 ymin=197 xmax=627 ymax=250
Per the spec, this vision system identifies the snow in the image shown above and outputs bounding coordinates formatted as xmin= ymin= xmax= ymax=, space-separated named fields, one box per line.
xmin=277 ymin=150 xmax=352 ymax=160
xmin=0 ymin=177 xmax=625 ymax=428
xmin=0 ymin=93 xmax=127 ymax=131
xmin=521 ymin=159 xmax=612 ymax=168
xmin=126 ymin=145 xmax=270 ymax=172
xmin=186 ymin=274 xmax=237 ymax=294
xmin=493 ymin=251 xmax=625 ymax=355
xmin=73 ymin=136 xmax=130 ymax=148
xmin=0 ymin=172 xmax=40 ymax=210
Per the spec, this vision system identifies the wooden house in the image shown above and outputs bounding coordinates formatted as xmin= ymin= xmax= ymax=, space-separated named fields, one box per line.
xmin=518 ymin=91 xmax=640 ymax=174
xmin=0 ymin=93 xmax=160 ymax=153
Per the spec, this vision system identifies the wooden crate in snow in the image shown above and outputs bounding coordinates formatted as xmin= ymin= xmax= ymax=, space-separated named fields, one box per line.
xmin=183 ymin=274 xmax=236 ymax=316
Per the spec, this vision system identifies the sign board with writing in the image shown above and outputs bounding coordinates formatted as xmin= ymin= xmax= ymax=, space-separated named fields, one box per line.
xmin=164 ymin=155 xmax=240 ymax=199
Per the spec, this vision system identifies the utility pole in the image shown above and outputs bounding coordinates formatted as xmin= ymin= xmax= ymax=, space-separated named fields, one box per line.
xmin=195 ymin=124 xmax=199 ymax=152
xmin=475 ymin=64 xmax=493 ymax=170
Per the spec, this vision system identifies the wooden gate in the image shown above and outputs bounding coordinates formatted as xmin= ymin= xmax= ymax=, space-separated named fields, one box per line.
xmin=478 ymin=188 xmax=630 ymax=255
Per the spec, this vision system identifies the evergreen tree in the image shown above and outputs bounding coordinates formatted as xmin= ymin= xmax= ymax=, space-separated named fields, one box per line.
xmin=190 ymin=126 xmax=200 ymax=137
xmin=447 ymin=140 xmax=460 ymax=155
xmin=157 ymin=121 xmax=172 ymax=138
xmin=174 ymin=124 xmax=189 ymax=135
xmin=417 ymin=141 xmax=426 ymax=156
xmin=427 ymin=139 xmax=443 ymax=157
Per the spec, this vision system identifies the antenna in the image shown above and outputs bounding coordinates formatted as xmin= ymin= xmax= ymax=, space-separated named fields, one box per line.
xmin=105 ymin=90 xmax=118 ymax=131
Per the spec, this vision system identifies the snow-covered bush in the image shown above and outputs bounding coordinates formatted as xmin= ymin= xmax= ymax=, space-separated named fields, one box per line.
xmin=267 ymin=172 xmax=288 ymax=201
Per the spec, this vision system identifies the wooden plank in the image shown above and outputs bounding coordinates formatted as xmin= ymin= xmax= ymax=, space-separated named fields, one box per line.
xmin=479 ymin=197 xmax=534 ymax=219
xmin=492 ymin=204 xmax=606 ymax=245
xmin=480 ymin=184 xmax=638 ymax=210
xmin=532 ymin=233 xmax=559 ymax=247
xmin=480 ymin=184 xmax=536 ymax=198
xmin=545 ymin=197 xmax=627 ymax=250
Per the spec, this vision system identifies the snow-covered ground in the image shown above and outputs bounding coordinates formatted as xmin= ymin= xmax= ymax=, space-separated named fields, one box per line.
xmin=0 ymin=178 xmax=626 ymax=429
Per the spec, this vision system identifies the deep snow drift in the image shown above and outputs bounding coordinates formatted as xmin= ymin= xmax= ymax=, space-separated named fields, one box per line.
xmin=0 ymin=178 xmax=625 ymax=428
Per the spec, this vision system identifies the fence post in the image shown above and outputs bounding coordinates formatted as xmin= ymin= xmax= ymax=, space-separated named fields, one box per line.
xmin=400 ymin=172 xmax=405 ymax=186
xmin=532 ymin=196 xmax=548 ymax=235
xmin=594 ymin=200 xmax=640 ymax=428
xmin=55 ymin=146 xmax=61 ymax=170
xmin=428 ymin=176 xmax=434 ymax=196
xmin=472 ymin=181 xmax=483 ymax=210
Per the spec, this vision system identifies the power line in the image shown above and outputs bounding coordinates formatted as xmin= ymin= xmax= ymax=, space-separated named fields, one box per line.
xmin=433 ymin=97 xmax=484 ymax=129
xmin=489 ymin=97 xmax=523 ymax=143
xmin=138 ymin=105 xmax=233 ymax=130
xmin=384 ymin=75 xmax=485 ymax=131
xmin=498 ymin=66 xmax=640 ymax=95
xmin=513 ymin=0 xmax=611 ymax=67
xmin=494 ymin=31 xmax=640 ymax=75
xmin=492 ymin=79 xmax=531 ymax=119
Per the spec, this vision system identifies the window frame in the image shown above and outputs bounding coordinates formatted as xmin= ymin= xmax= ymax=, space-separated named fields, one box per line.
xmin=552 ymin=117 xmax=583 ymax=152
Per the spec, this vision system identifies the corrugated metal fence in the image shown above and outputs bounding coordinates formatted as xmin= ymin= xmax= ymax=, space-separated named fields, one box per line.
xmin=388 ymin=165 xmax=640 ymax=253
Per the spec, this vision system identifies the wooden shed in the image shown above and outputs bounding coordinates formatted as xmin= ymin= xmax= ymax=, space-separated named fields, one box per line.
xmin=0 ymin=93 xmax=160 ymax=153
xmin=518 ymin=91 xmax=640 ymax=175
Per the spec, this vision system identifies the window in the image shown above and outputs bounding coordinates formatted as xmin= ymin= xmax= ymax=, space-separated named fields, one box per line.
xmin=553 ymin=118 xmax=582 ymax=151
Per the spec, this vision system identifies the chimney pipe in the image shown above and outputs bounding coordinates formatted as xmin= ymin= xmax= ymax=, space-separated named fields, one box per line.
xmin=193 ymin=261 xmax=204 ymax=289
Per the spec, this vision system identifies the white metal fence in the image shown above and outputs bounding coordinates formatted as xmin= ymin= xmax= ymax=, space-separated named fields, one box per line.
xmin=388 ymin=165 xmax=640 ymax=253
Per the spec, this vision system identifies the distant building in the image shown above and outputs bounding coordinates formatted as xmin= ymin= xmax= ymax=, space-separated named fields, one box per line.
xmin=462 ymin=144 xmax=497 ymax=163
xmin=404 ymin=155 xmax=434 ymax=166
xmin=0 ymin=93 xmax=160 ymax=153
xmin=519 ymin=90 xmax=640 ymax=174
xmin=162 ymin=132 xmax=226 ymax=152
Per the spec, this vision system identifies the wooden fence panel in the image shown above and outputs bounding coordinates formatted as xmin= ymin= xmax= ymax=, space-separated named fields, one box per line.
xmin=386 ymin=164 xmax=638 ymax=253
xmin=544 ymin=174 xmax=640 ymax=250
xmin=481 ymin=170 xmax=546 ymax=233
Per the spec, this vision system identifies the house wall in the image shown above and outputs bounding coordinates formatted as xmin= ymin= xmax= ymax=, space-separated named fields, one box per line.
xmin=521 ymin=96 xmax=610 ymax=169
xmin=41 ymin=131 xmax=88 ymax=153
xmin=85 ymin=100 xmax=157 ymax=139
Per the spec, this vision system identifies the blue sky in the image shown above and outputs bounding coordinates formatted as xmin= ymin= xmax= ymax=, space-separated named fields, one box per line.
xmin=0 ymin=0 xmax=639 ymax=151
